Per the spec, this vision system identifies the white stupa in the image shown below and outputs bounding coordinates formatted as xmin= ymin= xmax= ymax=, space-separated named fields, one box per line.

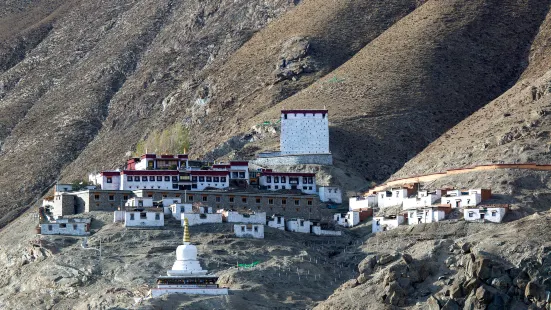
xmin=149 ymin=218 xmax=229 ymax=297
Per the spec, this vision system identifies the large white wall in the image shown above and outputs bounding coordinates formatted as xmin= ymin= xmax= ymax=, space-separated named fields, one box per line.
xmin=464 ymin=208 xmax=506 ymax=223
xmin=234 ymin=224 xmax=264 ymax=239
xmin=120 ymin=174 xmax=175 ymax=191
xmin=280 ymin=111 xmax=329 ymax=155
xmin=182 ymin=213 xmax=223 ymax=226
xmin=285 ymin=219 xmax=311 ymax=233
xmin=124 ymin=211 xmax=164 ymax=227
xmin=372 ymin=216 xmax=404 ymax=233
xmin=318 ymin=186 xmax=342 ymax=203
xmin=407 ymin=209 xmax=445 ymax=225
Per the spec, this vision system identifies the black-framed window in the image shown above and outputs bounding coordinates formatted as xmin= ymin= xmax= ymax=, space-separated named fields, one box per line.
xmin=307 ymin=200 xmax=313 ymax=206
xmin=269 ymin=198 xmax=274 ymax=205
xmin=229 ymin=197 xmax=234 ymax=203
xmin=157 ymin=176 xmax=162 ymax=181
xmin=232 ymin=172 xmax=238 ymax=178
xmin=149 ymin=176 xmax=155 ymax=181
xmin=302 ymin=177 xmax=307 ymax=183
xmin=127 ymin=176 xmax=132 ymax=182
xmin=108 ymin=195 xmax=114 ymax=201
xmin=281 ymin=176 xmax=286 ymax=183
xmin=213 ymin=177 xmax=219 ymax=182
xmin=295 ymin=200 xmax=300 ymax=206
xmin=192 ymin=176 xmax=197 ymax=182
xmin=202 ymin=196 xmax=208 ymax=202
xmin=172 ymin=176 xmax=178 ymax=182
xmin=206 ymin=177 xmax=212 ymax=182
xmin=106 ymin=177 xmax=112 ymax=183
xmin=274 ymin=176 xmax=279 ymax=183
xmin=142 ymin=176 xmax=148 ymax=181
xmin=172 ymin=184 xmax=178 ymax=189
xmin=256 ymin=198 xmax=261 ymax=203
xmin=199 ymin=176 xmax=205 ymax=182
xmin=165 ymin=176 xmax=170 ymax=181
xmin=266 ymin=176 xmax=271 ymax=183
xmin=221 ymin=177 xmax=227 ymax=182
xmin=192 ymin=184 xmax=198 ymax=189
xmin=216 ymin=196 xmax=221 ymax=202
xmin=282 ymin=199 xmax=286 ymax=205
xmin=239 ymin=172 xmax=245 ymax=178
xmin=242 ymin=197 xmax=247 ymax=203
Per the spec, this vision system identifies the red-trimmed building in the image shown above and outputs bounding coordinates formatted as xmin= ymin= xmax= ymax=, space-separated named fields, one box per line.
xmin=127 ymin=154 xmax=189 ymax=171
xmin=258 ymin=171 xmax=317 ymax=194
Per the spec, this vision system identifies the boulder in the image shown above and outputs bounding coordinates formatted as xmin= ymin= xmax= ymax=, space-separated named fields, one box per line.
xmin=402 ymin=253 xmax=413 ymax=264
xmin=442 ymin=299 xmax=459 ymax=310
xmin=358 ymin=255 xmax=377 ymax=275
xmin=383 ymin=282 xmax=406 ymax=306
xmin=450 ymin=281 xmax=463 ymax=298
xmin=491 ymin=274 xmax=512 ymax=291
xmin=463 ymin=292 xmax=478 ymax=310
xmin=474 ymin=258 xmax=493 ymax=280
xmin=427 ymin=295 xmax=440 ymax=310
xmin=378 ymin=253 xmax=397 ymax=266
xmin=513 ymin=271 xmax=530 ymax=291
xmin=525 ymin=281 xmax=545 ymax=301
xmin=462 ymin=277 xmax=482 ymax=296
xmin=487 ymin=294 xmax=507 ymax=310
xmin=356 ymin=272 xmax=369 ymax=284
xmin=461 ymin=242 xmax=472 ymax=254
xmin=475 ymin=286 xmax=493 ymax=304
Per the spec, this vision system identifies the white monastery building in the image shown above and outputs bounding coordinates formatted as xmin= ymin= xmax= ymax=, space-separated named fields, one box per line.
xmin=125 ymin=197 xmax=154 ymax=208
xmin=442 ymin=189 xmax=484 ymax=209
xmin=378 ymin=188 xmax=409 ymax=208
xmin=334 ymin=211 xmax=360 ymax=228
xmin=318 ymin=186 xmax=342 ymax=204
xmin=285 ymin=218 xmax=312 ymax=233
xmin=221 ymin=210 xmax=266 ymax=224
xmin=149 ymin=219 xmax=228 ymax=297
xmin=170 ymin=203 xmax=193 ymax=220
xmin=406 ymin=207 xmax=446 ymax=225
xmin=349 ymin=195 xmax=378 ymax=211
xmin=259 ymin=171 xmax=317 ymax=194
xmin=372 ymin=215 xmax=405 ymax=233
xmin=464 ymin=206 xmax=507 ymax=223
xmin=114 ymin=208 xmax=164 ymax=227
xmin=403 ymin=190 xmax=443 ymax=210
xmin=234 ymin=224 xmax=264 ymax=239
xmin=40 ymin=218 xmax=91 ymax=236
xmin=280 ymin=109 xmax=330 ymax=155
xmin=127 ymin=154 xmax=189 ymax=171
xmin=311 ymin=220 xmax=341 ymax=236
xmin=267 ymin=214 xmax=285 ymax=230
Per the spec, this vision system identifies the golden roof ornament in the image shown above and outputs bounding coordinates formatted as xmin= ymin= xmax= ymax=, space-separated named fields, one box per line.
xmin=183 ymin=218 xmax=190 ymax=244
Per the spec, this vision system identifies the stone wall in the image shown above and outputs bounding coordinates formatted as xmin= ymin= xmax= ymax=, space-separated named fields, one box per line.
xmin=251 ymin=153 xmax=333 ymax=166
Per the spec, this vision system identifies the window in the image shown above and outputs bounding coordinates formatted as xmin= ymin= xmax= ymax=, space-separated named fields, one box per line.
xmin=60 ymin=223 xmax=67 ymax=228
xmin=309 ymin=187 xmax=313 ymax=190
xmin=202 ymin=196 xmax=208 ymax=202
xmin=148 ymin=194 xmax=153 ymax=197
xmin=157 ymin=176 xmax=162 ymax=181
xmin=281 ymin=176 xmax=286 ymax=183
xmin=241 ymin=226 xmax=245 ymax=232
xmin=282 ymin=186 xmax=286 ymax=190
xmin=269 ymin=198 xmax=274 ymax=205
xmin=48 ymin=225 xmax=52 ymax=231
xmin=468 ymin=212 xmax=474 ymax=217
xmin=106 ymin=177 xmax=112 ymax=183
xmin=140 ymin=212 xmax=147 ymax=219
xmin=135 ymin=176 xmax=140 ymax=181
xmin=94 ymin=194 xmax=100 ymax=200
xmin=232 ymin=172 xmax=238 ymax=178
xmin=303 ymin=177 xmax=307 ymax=184
xmin=192 ymin=184 xmax=198 ymax=189
xmin=256 ymin=197 xmax=261 ymax=203
xmin=73 ymin=224 xmax=77 ymax=230
xmin=267 ymin=176 xmax=272 ymax=183
xmin=199 ymin=176 xmax=205 ymax=182
xmin=308 ymin=177 xmax=314 ymax=184
xmin=274 ymin=176 xmax=279 ymax=183
xmin=213 ymin=177 xmax=220 ymax=182
xmin=229 ymin=197 xmax=234 ymax=203
xmin=303 ymin=186 xmax=308 ymax=190
xmin=127 ymin=176 xmax=132 ymax=182
xmin=155 ymin=213 xmax=160 ymax=220
xmin=172 ymin=176 xmax=178 ymax=182
xmin=295 ymin=200 xmax=300 ymax=206
xmin=188 ymin=195 xmax=194 ymax=201
xmin=216 ymin=196 xmax=221 ymax=203
xmin=172 ymin=184 xmax=178 ymax=189
xmin=206 ymin=177 xmax=212 ymax=182
xmin=307 ymin=200 xmax=313 ymax=206
xmin=149 ymin=176 xmax=155 ymax=181
xmin=108 ymin=195 xmax=114 ymax=201
xmin=123 ymin=195 xmax=128 ymax=200
xmin=275 ymin=185 xmax=279 ymax=189
xmin=282 ymin=199 xmax=286 ymax=205
xmin=239 ymin=172 xmax=245 ymax=178
xmin=130 ymin=214 xmax=135 ymax=220
xmin=242 ymin=197 xmax=247 ymax=203
xmin=254 ymin=226 xmax=258 ymax=232
xmin=142 ymin=176 xmax=148 ymax=181
xmin=221 ymin=177 xmax=227 ymax=182
xmin=165 ymin=176 xmax=170 ymax=181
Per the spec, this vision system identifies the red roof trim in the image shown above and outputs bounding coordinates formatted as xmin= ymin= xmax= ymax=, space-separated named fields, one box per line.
xmin=212 ymin=164 xmax=231 ymax=169
xmin=281 ymin=109 xmax=328 ymax=114
xmin=262 ymin=172 xmax=315 ymax=177
xmin=230 ymin=161 xmax=249 ymax=166
xmin=101 ymin=171 xmax=120 ymax=177
xmin=121 ymin=170 xmax=178 ymax=176
xmin=141 ymin=154 xmax=157 ymax=159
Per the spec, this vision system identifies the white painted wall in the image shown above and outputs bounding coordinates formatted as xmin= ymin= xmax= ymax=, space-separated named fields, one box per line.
xmin=334 ymin=211 xmax=360 ymax=228
xmin=285 ymin=219 xmax=311 ymax=233
xmin=124 ymin=211 xmax=164 ymax=227
xmin=191 ymin=174 xmax=230 ymax=191
xmin=223 ymin=211 xmax=266 ymax=224
xmin=442 ymin=193 xmax=481 ymax=208
xmin=377 ymin=189 xmax=408 ymax=208
xmin=40 ymin=222 xmax=90 ymax=236
xmin=280 ymin=111 xmax=329 ymax=155
xmin=318 ymin=186 xmax=342 ymax=203
xmin=120 ymin=174 xmax=176 ymax=191
xmin=258 ymin=175 xmax=317 ymax=194
xmin=170 ymin=204 xmax=193 ymax=220
xmin=162 ymin=198 xmax=181 ymax=207
xmin=114 ymin=210 xmax=124 ymax=222
xmin=349 ymin=195 xmax=377 ymax=211
xmin=311 ymin=226 xmax=342 ymax=236
xmin=407 ymin=209 xmax=445 ymax=225
xmin=234 ymin=224 xmax=264 ymax=238
xmin=464 ymin=208 xmax=506 ymax=223
xmin=403 ymin=191 xmax=442 ymax=210
xmin=372 ymin=216 xmax=404 ymax=233
xmin=267 ymin=215 xmax=285 ymax=230
xmin=182 ymin=213 xmax=223 ymax=226
xmin=125 ymin=197 xmax=154 ymax=208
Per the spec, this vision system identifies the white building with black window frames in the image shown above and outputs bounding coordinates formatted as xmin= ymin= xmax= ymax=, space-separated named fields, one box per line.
xmin=259 ymin=171 xmax=317 ymax=194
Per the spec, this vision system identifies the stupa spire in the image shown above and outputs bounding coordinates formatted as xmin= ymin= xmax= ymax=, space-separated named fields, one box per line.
xmin=183 ymin=218 xmax=190 ymax=244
